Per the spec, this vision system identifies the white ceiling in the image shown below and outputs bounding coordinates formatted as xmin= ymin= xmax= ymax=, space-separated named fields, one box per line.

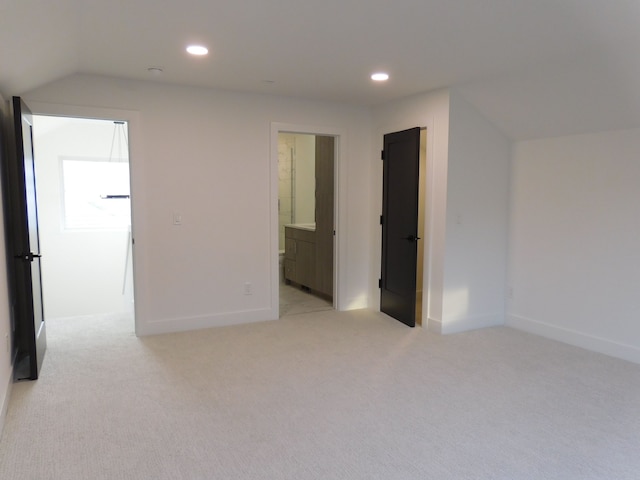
xmin=2 ymin=0 xmax=640 ymax=140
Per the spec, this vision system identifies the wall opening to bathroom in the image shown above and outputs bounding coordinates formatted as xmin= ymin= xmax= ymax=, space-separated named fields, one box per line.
xmin=278 ymin=132 xmax=335 ymax=317
xmin=32 ymin=115 xmax=135 ymax=323
xmin=278 ymin=133 xmax=316 ymax=251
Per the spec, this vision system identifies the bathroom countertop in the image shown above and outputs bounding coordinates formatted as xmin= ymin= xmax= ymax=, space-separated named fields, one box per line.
xmin=284 ymin=223 xmax=316 ymax=231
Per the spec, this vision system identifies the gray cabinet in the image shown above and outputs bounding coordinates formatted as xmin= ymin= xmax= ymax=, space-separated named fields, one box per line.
xmin=284 ymin=226 xmax=316 ymax=289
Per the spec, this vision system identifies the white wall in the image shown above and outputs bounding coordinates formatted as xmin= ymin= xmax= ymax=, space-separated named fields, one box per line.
xmin=24 ymin=74 xmax=372 ymax=335
xmin=372 ymin=89 xmax=451 ymax=329
xmin=508 ymin=128 xmax=640 ymax=363
xmin=443 ymin=91 xmax=510 ymax=333
xmin=0 ymin=94 xmax=13 ymax=437
xmin=33 ymin=116 xmax=132 ymax=319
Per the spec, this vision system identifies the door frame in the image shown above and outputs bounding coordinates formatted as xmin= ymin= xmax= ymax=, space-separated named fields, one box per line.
xmin=27 ymin=101 xmax=146 ymax=335
xmin=270 ymin=123 xmax=344 ymax=316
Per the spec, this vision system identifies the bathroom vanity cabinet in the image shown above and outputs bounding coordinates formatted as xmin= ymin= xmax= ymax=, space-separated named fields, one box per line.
xmin=284 ymin=226 xmax=316 ymax=289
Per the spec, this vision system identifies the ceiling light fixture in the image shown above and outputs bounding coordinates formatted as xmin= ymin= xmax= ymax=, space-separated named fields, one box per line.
xmin=371 ymin=72 xmax=389 ymax=82
xmin=186 ymin=45 xmax=208 ymax=56
xmin=147 ymin=67 xmax=164 ymax=75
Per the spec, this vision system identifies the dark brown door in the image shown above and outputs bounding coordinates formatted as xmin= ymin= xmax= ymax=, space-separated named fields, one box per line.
xmin=380 ymin=127 xmax=421 ymax=327
xmin=2 ymin=97 xmax=46 ymax=380
xmin=314 ymin=135 xmax=334 ymax=298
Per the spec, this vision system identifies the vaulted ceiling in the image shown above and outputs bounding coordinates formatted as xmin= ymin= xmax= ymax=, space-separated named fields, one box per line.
xmin=2 ymin=0 xmax=640 ymax=140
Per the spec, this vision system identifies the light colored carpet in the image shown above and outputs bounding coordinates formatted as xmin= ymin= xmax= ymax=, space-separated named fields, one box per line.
xmin=1 ymin=310 xmax=639 ymax=479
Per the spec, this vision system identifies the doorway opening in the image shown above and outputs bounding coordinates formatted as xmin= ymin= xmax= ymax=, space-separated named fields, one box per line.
xmin=277 ymin=132 xmax=335 ymax=317
xmin=32 ymin=115 xmax=135 ymax=325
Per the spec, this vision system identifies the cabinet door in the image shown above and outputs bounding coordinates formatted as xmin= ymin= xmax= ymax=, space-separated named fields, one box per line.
xmin=284 ymin=237 xmax=296 ymax=260
xmin=296 ymin=240 xmax=316 ymax=288
xmin=284 ymin=259 xmax=296 ymax=283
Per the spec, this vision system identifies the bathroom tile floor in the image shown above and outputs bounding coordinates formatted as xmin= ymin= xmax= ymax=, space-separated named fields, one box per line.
xmin=279 ymin=282 xmax=333 ymax=317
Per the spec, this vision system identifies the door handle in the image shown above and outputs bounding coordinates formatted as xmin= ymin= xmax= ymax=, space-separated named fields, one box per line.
xmin=404 ymin=235 xmax=421 ymax=242
xmin=15 ymin=252 xmax=42 ymax=262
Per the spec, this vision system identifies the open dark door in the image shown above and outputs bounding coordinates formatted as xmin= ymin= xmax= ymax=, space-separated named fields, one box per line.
xmin=1 ymin=97 xmax=46 ymax=380
xmin=315 ymin=135 xmax=334 ymax=299
xmin=380 ymin=127 xmax=421 ymax=327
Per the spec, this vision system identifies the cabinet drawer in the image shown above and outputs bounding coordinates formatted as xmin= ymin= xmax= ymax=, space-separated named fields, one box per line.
xmin=293 ymin=228 xmax=315 ymax=243
xmin=285 ymin=226 xmax=316 ymax=243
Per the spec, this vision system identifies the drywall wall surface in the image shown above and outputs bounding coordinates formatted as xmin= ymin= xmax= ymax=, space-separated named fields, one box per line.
xmin=442 ymin=91 xmax=510 ymax=333
xmin=508 ymin=128 xmax=640 ymax=363
xmin=372 ymin=88 xmax=450 ymax=329
xmin=24 ymin=74 xmax=372 ymax=334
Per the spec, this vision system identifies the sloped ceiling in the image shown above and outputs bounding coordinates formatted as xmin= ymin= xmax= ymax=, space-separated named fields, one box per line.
xmin=2 ymin=0 xmax=640 ymax=140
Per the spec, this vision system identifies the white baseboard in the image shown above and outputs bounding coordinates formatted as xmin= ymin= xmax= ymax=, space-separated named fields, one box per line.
xmin=0 ymin=371 xmax=12 ymax=438
xmin=506 ymin=314 xmax=640 ymax=365
xmin=138 ymin=298 xmax=374 ymax=337
xmin=136 ymin=307 xmax=276 ymax=336
xmin=427 ymin=317 xmax=442 ymax=333
xmin=441 ymin=313 xmax=504 ymax=335
xmin=426 ymin=313 xmax=503 ymax=335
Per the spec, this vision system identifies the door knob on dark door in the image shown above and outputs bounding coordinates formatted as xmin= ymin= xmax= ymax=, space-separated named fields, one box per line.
xmin=15 ymin=252 xmax=42 ymax=262
xmin=404 ymin=235 xmax=421 ymax=242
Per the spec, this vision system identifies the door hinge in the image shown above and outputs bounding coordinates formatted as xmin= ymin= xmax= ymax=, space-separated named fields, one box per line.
xmin=381 ymin=150 xmax=385 ymax=160
xmin=380 ymin=215 xmax=384 ymax=225
xmin=379 ymin=278 xmax=383 ymax=288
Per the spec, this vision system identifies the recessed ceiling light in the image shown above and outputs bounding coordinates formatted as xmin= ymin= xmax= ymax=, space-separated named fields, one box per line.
xmin=186 ymin=45 xmax=208 ymax=56
xmin=371 ymin=72 xmax=389 ymax=82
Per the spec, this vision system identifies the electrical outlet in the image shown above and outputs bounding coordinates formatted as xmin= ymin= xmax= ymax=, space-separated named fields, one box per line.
xmin=244 ymin=282 xmax=252 ymax=295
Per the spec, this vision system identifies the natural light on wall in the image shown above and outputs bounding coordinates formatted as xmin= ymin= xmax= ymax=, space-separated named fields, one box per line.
xmin=61 ymin=158 xmax=131 ymax=230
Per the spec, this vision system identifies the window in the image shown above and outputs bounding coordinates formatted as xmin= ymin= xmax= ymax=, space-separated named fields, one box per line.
xmin=61 ymin=157 xmax=131 ymax=230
